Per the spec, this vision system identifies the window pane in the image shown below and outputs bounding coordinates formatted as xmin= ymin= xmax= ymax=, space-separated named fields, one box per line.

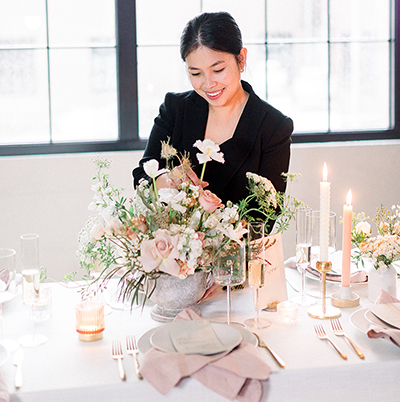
xmin=330 ymin=0 xmax=391 ymax=40
xmin=136 ymin=0 xmax=200 ymax=46
xmin=50 ymin=48 xmax=118 ymax=142
xmin=0 ymin=0 xmax=47 ymax=47
xmin=267 ymin=43 xmax=329 ymax=132
xmin=0 ymin=49 xmax=50 ymax=144
xmin=48 ymin=0 xmax=116 ymax=47
xmin=267 ymin=0 xmax=328 ymax=41
xmin=241 ymin=44 xmax=267 ymax=100
xmin=137 ymin=46 xmax=191 ymax=139
xmin=203 ymin=0 xmax=266 ymax=43
xmin=330 ymin=42 xmax=390 ymax=131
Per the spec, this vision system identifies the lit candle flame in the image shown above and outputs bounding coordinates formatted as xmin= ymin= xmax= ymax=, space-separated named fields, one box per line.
xmin=346 ymin=189 xmax=352 ymax=205
xmin=322 ymin=162 xmax=328 ymax=182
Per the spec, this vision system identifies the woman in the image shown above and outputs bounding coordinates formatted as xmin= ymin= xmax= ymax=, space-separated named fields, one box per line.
xmin=133 ymin=11 xmax=293 ymax=208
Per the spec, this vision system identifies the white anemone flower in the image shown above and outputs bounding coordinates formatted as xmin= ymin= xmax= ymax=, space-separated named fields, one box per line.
xmin=143 ymin=159 xmax=169 ymax=179
xmin=194 ymin=139 xmax=225 ymax=164
xmin=158 ymin=188 xmax=187 ymax=213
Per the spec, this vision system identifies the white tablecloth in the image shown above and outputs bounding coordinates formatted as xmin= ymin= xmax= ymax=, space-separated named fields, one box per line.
xmin=2 ymin=269 xmax=400 ymax=402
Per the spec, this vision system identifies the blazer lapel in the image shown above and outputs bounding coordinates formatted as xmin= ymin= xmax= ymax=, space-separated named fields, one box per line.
xmin=182 ymin=92 xmax=209 ymax=163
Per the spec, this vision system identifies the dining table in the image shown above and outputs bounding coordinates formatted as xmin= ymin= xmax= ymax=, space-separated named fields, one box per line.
xmin=1 ymin=262 xmax=400 ymax=402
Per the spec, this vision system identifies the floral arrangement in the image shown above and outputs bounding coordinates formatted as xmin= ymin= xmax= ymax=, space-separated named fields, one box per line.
xmin=76 ymin=139 xmax=302 ymax=305
xmin=351 ymin=204 xmax=400 ymax=270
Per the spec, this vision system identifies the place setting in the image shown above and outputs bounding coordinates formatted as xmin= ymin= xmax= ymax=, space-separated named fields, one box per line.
xmin=135 ymin=308 xmax=272 ymax=401
xmin=350 ymin=290 xmax=400 ymax=348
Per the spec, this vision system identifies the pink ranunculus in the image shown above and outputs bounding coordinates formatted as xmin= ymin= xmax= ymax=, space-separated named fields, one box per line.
xmin=199 ymin=190 xmax=223 ymax=213
xmin=138 ymin=229 xmax=181 ymax=277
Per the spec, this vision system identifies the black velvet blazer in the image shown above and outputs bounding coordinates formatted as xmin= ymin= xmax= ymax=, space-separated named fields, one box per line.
xmin=133 ymin=81 xmax=293 ymax=207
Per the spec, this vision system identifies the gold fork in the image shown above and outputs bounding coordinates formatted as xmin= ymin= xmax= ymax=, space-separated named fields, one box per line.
xmin=253 ymin=332 xmax=286 ymax=368
xmin=331 ymin=319 xmax=364 ymax=359
xmin=314 ymin=325 xmax=347 ymax=360
xmin=112 ymin=341 xmax=126 ymax=381
xmin=127 ymin=335 xmax=143 ymax=380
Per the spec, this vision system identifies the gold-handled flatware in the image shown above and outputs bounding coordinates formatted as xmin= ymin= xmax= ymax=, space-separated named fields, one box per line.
xmin=253 ymin=332 xmax=286 ymax=368
xmin=331 ymin=319 xmax=364 ymax=359
xmin=127 ymin=335 xmax=143 ymax=380
xmin=112 ymin=341 xmax=126 ymax=381
xmin=314 ymin=324 xmax=347 ymax=360
xmin=13 ymin=348 xmax=24 ymax=388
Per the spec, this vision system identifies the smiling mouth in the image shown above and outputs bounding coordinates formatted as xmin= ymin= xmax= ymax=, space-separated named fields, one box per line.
xmin=206 ymin=89 xmax=224 ymax=99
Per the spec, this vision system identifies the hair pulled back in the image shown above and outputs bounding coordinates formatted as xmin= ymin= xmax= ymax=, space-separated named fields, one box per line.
xmin=180 ymin=12 xmax=243 ymax=61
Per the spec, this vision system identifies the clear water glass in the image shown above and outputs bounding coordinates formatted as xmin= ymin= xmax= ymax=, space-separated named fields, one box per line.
xmin=244 ymin=222 xmax=271 ymax=329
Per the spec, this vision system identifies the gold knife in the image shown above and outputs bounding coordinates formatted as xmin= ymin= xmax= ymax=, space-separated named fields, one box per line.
xmin=253 ymin=333 xmax=286 ymax=368
xmin=13 ymin=349 xmax=24 ymax=388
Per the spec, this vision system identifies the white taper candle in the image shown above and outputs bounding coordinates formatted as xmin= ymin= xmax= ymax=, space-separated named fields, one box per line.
xmin=319 ymin=163 xmax=330 ymax=262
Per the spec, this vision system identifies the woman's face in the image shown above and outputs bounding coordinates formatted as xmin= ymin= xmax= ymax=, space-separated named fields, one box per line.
xmin=185 ymin=46 xmax=247 ymax=108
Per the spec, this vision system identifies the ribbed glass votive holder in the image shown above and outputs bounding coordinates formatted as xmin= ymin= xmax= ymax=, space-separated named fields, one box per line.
xmin=75 ymin=300 xmax=105 ymax=341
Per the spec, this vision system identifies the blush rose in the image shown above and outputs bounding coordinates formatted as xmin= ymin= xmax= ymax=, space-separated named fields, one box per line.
xmin=199 ymin=190 xmax=223 ymax=213
xmin=138 ymin=229 xmax=181 ymax=277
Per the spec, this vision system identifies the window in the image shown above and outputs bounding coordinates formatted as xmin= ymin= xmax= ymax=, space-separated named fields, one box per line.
xmin=0 ymin=0 xmax=398 ymax=156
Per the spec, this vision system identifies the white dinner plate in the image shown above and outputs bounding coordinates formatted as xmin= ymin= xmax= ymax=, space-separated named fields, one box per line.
xmin=350 ymin=308 xmax=372 ymax=333
xmin=299 ymin=263 xmax=367 ymax=285
xmin=150 ymin=322 xmax=242 ymax=355
xmin=0 ymin=345 xmax=7 ymax=367
xmin=138 ymin=323 xmax=256 ymax=355
xmin=364 ymin=310 xmax=391 ymax=329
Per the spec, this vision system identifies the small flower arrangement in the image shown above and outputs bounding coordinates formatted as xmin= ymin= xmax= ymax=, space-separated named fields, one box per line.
xmin=352 ymin=204 xmax=400 ymax=270
xmin=76 ymin=139 xmax=302 ymax=305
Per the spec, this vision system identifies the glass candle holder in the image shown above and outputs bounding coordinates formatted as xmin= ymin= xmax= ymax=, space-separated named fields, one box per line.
xmin=277 ymin=301 xmax=299 ymax=323
xmin=75 ymin=301 xmax=105 ymax=342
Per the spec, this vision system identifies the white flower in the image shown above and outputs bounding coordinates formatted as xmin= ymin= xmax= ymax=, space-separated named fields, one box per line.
xmin=218 ymin=221 xmax=248 ymax=247
xmin=90 ymin=224 xmax=105 ymax=241
xmin=143 ymin=159 xmax=169 ymax=179
xmin=355 ymin=221 xmax=371 ymax=236
xmin=158 ymin=188 xmax=187 ymax=213
xmin=188 ymin=210 xmax=202 ymax=230
xmin=88 ymin=201 xmax=97 ymax=211
xmin=194 ymin=139 xmax=225 ymax=164
xmin=219 ymin=206 xmax=239 ymax=224
xmin=204 ymin=214 xmax=219 ymax=229
xmin=105 ymin=218 xmax=123 ymax=237
xmin=91 ymin=182 xmax=102 ymax=192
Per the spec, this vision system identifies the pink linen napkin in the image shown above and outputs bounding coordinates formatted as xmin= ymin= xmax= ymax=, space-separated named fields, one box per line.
xmin=367 ymin=290 xmax=400 ymax=347
xmin=140 ymin=309 xmax=271 ymax=402
xmin=0 ymin=373 xmax=10 ymax=402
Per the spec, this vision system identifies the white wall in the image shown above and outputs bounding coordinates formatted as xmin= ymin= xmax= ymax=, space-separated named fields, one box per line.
xmin=1 ymin=141 xmax=399 ymax=281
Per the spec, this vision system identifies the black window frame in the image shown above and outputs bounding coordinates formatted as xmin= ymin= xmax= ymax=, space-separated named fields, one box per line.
xmin=0 ymin=0 xmax=399 ymax=157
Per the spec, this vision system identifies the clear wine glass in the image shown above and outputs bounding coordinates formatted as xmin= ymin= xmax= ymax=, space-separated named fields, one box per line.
xmin=20 ymin=234 xmax=40 ymax=305
xmin=213 ymin=243 xmax=246 ymax=325
xmin=307 ymin=211 xmax=341 ymax=319
xmin=244 ymin=222 xmax=271 ymax=329
xmin=292 ymin=207 xmax=317 ymax=306
xmin=18 ymin=284 xmax=50 ymax=347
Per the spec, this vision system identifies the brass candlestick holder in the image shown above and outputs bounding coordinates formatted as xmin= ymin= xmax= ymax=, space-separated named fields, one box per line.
xmin=308 ymin=261 xmax=341 ymax=319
